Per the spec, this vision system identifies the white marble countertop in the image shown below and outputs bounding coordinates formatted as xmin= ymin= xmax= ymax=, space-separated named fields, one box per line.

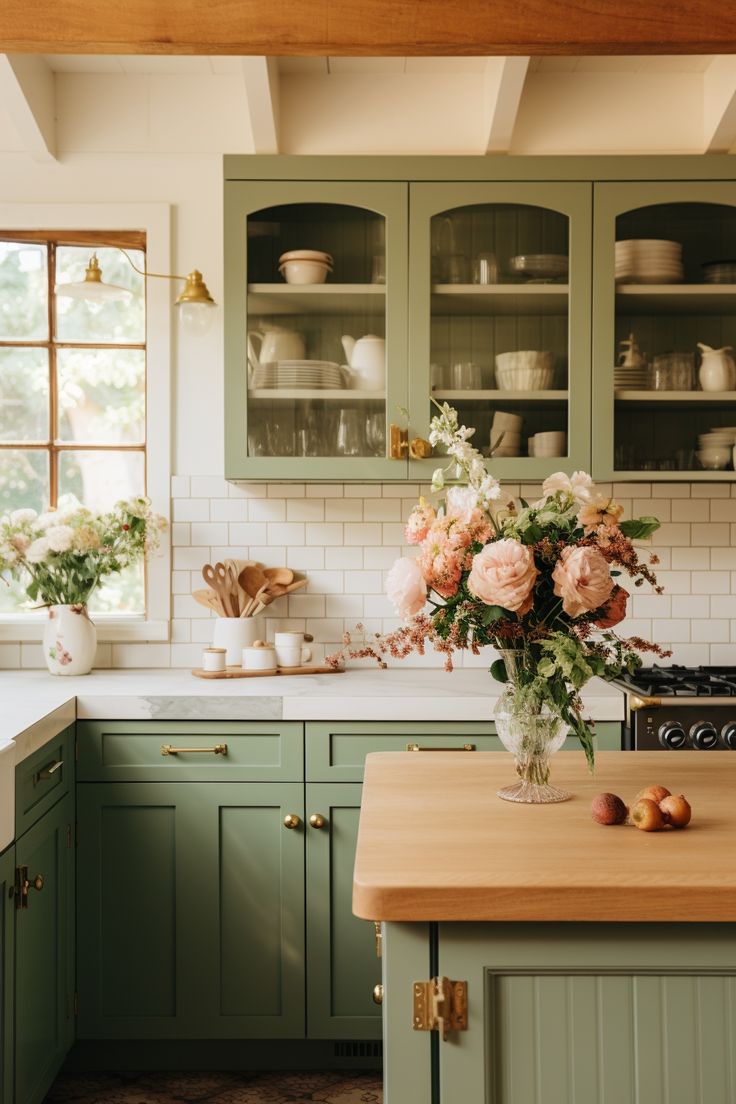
xmin=0 ymin=667 xmax=624 ymax=852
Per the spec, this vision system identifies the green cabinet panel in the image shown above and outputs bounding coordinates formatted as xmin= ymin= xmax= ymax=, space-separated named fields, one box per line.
xmin=15 ymin=725 xmax=73 ymax=838
xmin=306 ymin=783 xmax=380 ymax=1039
xmin=76 ymin=782 xmax=305 ymax=1039
xmin=0 ymin=846 xmax=14 ymax=1104
xmin=14 ymin=791 xmax=74 ymax=1104
xmin=307 ymin=721 xmax=621 ymax=781
xmin=76 ymin=721 xmax=303 ymax=782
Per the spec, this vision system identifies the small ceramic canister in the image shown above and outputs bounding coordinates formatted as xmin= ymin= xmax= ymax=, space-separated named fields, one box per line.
xmin=274 ymin=631 xmax=312 ymax=668
xmin=243 ymin=643 xmax=278 ymax=672
xmin=202 ymin=647 xmax=227 ymax=673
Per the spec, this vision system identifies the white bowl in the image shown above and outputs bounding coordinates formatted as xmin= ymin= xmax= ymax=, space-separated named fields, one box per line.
xmin=696 ymin=448 xmax=731 ymax=470
xmin=491 ymin=411 xmax=523 ymax=432
xmin=279 ymin=259 xmax=331 ymax=285
xmin=496 ymin=366 xmax=555 ymax=390
xmin=279 ymin=249 xmax=333 ymax=265
xmin=698 ymin=434 xmax=735 ymax=447
xmin=491 ymin=430 xmax=521 ymax=446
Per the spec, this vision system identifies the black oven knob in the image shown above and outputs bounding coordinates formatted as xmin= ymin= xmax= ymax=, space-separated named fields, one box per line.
xmin=690 ymin=722 xmax=719 ymax=750
xmin=658 ymin=722 xmax=687 ymax=749
xmin=721 ymin=723 xmax=736 ymax=750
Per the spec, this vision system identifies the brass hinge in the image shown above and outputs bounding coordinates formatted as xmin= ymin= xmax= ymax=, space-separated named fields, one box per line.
xmin=373 ymin=921 xmax=382 ymax=959
xmin=413 ymin=976 xmax=468 ymax=1040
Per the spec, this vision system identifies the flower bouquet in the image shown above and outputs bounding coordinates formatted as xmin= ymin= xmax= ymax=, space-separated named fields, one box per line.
xmin=329 ymin=403 xmax=668 ymax=803
xmin=0 ymin=495 xmax=166 ymax=675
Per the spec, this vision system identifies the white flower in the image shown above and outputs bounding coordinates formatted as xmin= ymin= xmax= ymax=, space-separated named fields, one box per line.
xmin=9 ymin=508 xmax=37 ymax=525
xmin=32 ymin=511 xmax=57 ymax=531
xmin=542 ymin=470 xmax=595 ymax=504
xmin=431 ymin=467 xmax=445 ymax=492
xmin=46 ymin=525 xmax=74 ymax=553
xmin=26 ymin=537 xmax=50 ymax=564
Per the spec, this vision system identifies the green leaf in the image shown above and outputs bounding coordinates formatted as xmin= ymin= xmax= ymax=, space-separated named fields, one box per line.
xmin=481 ymin=604 xmax=506 ymax=625
xmin=620 ymin=517 xmax=660 ymax=539
xmin=490 ymin=658 xmax=508 ymax=683
xmin=522 ymin=523 xmax=543 ymax=545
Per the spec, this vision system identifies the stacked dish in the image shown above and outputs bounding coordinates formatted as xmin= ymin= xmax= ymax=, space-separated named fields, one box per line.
xmin=509 ymin=254 xmax=568 ymax=282
xmin=490 ymin=410 xmax=522 ymax=457
xmin=251 ymin=360 xmax=346 ymax=389
xmin=279 ymin=250 xmax=333 ymax=285
xmin=702 ymin=261 xmax=736 ymax=284
xmin=615 ymin=239 xmax=683 ymax=284
xmin=614 ymin=363 xmax=648 ymax=390
xmin=696 ymin=426 xmax=736 ymax=471
xmin=495 ymin=350 xmax=554 ymax=390
xmin=528 ymin=431 xmax=567 ymax=458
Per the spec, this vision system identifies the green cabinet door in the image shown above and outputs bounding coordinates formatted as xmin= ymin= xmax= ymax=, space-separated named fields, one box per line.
xmin=306 ymin=783 xmax=381 ymax=1039
xmin=76 ymin=782 xmax=305 ymax=1039
xmin=14 ymin=792 xmax=74 ymax=1104
xmin=0 ymin=846 xmax=14 ymax=1104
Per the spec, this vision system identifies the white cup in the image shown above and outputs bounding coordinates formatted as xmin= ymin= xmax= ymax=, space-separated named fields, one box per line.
xmin=212 ymin=617 xmax=264 ymax=666
xmin=492 ymin=410 xmax=523 ymax=433
xmin=243 ymin=645 xmax=278 ymax=672
xmin=274 ymin=631 xmax=312 ymax=668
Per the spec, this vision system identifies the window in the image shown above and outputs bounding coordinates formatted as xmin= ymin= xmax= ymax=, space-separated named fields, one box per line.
xmin=0 ymin=204 xmax=171 ymax=640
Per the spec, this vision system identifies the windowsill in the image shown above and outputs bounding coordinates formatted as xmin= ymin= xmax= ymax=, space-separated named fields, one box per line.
xmin=0 ymin=615 xmax=169 ymax=643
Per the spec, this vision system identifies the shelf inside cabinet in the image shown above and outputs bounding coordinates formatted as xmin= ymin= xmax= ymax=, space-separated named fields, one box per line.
xmin=248 ymin=388 xmax=385 ymax=401
xmin=247 ymin=283 xmax=385 ymax=315
xmin=615 ymin=284 xmax=736 ymax=315
xmin=434 ymin=389 xmax=568 ymax=406
xmin=615 ymin=390 xmax=736 ymax=406
xmin=431 ymin=284 xmax=568 ymax=316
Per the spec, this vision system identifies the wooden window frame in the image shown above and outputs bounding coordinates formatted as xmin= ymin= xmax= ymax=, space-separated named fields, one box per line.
xmin=0 ymin=203 xmax=171 ymax=644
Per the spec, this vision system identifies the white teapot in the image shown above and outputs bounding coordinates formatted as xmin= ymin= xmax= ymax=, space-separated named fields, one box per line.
xmin=247 ymin=325 xmax=305 ymax=368
xmin=341 ymin=334 xmax=385 ymax=391
xmin=697 ymin=342 xmax=736 ymax=392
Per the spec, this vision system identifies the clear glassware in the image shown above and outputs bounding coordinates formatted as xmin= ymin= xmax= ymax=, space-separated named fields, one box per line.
xmin=450 ymin=362 xmax=482 ymax=389
xmin=446 ymin=253 xmax=469 ymax=284
xmin=430 ymin=363 xmax=446 ymax=390
xmin=471 ymin=252 xmax=498 ymax=284
xmin=649 ymin=352 xmax=694 ymax=391
xmin=370 ymin=254 xmax=386 ymax=284
xmin=365 ymin=411 xmax=386 ymax=456
xmin=335 ymin=409 xmax=367 ymax=456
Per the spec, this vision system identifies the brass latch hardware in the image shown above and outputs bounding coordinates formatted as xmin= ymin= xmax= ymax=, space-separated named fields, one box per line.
xmin=406 ymin=743 xmax=476 ymax=752
xmin=373 ymin=921 xmax=382 ymax=958
xmin=15 ymin=866 xmax=44 ymax=910
xmin=160 ymin=743 xmax=228 ymax=756
xmin=372 ymin=983 xmax=384 ymax=1005
xmin=409 ymin=436 xmax=432 ymax=460
xmin=389 ymin=424 xmax=408 ymax=460
xmin=413 ymin=977 xmax=468 ymax=1040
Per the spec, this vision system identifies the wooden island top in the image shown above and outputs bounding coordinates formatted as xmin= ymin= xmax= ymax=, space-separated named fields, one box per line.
xmin=352 ymin=751 xmax=736 ymax=922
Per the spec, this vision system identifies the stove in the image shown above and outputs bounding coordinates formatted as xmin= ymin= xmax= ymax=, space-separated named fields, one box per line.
xmin=614 ymin=665 xmax=736 ymax=751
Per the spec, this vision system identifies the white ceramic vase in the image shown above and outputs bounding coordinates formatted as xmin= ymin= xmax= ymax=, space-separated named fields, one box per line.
xmin=211 ymin=617 xmax=264 ymax=666
xmin=43 ymin=604 xmax=97 ymax=676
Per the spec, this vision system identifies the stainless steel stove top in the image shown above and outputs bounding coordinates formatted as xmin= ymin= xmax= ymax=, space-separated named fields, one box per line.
xmin=615 ymin=666 xmax=736 ymax=750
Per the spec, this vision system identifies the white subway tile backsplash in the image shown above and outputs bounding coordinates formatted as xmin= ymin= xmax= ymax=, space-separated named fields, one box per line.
xmin=267 ymin=522 xmax=305 ymax=546
xmin=171 ymin=523 xmax=191 ymax=546
xmin=345 ymin=570 xmax=383 ymax=594
xmin=670 ymin=547 xmax=711 ymax=570
xmin=711 ymin=499 xmax=736 ymax=521
xmin=325 ymin=499 xmax=364 ymax=521
xmin=190 ymin=476 xmax=229 ymax=498
xmin=288 ymin=594 xmax=325 ymax=619
xmin=692 ymin=619 xmax=729 ymax=643
xmin=173 ymin=595 xmax=211 ymax=619
xmin=191 ymin=522 xmax=228 ymax=545
xmin=270 ymin=482 xmax=304 ymax=497
xmin=173 ymin=498 xmax=210 ymax=522
xmin=692 ymin=571 xmax=731 ymax=594
xmin=653 ymin=523 xmax=691 ymax=546
xmin=113 ymin=644 xmax=171 ymax=668
xmin=306 ymin=483 xmax=343 ymax=497
xmin=670 ymin=499 xmax=708 ymax=522
xmin=710 ymin=643 xmax=736 ymax=664
xmin=325 ymin=546 xmax=362 ymax=569
xmin=344 ymin=523 xmax=382 ymax=546
xmin=249 ymin=498 xmax=286 ymax=521
xmin=383 ymin=483 xmax=419 ymax=498
xmin=691 ymin=523 xmax=730 ymax=546
xmin=289 ymin=547 xmax=326 ymax=570
xmin=651 ymin=482 xmax=690 ymax=498
xmin=363 ymin=499 xmax=402 ymax=522
xmin=691 ymin=482 xmax=730 ymax=498
xmin=344 ymin=483 xmax=382 ymax=498
xmin=170 ymin=475 xmax=190 ymax=498
xmin=229 ymin=522 xmax=268 ymax=545
xmin=306 ymin=523 xmax=344 ymax=546
xmin=171 ymin=571 xmax=190 ymax=594
xmin=229 ymin=482 xmax=267 ymax=498
xmin=326 ymin=595 xmax=364 ymax=618
xmin=0 ymin=644 xmax=21 ymax=668
xmin=382 ymin=523 xmax=405 ymax=545
xmin=671 ymin=596 xmax=709 ymax=619
xmin=306 ymin=571 xmax=344 ymax=594
xmin=210 ymin=499 xmax=247 ymax=522
xmin=652 ymin=619 xmax=691 ymax=642
xmin=286 ymin=499 xmax=325 ymax=522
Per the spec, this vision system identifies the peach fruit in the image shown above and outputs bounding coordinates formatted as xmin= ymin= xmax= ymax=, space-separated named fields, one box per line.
xmin=630 ymin=798 xmax=665 ymax=832
xmin=591 ymin=792 xmax=628 ymax=826
xmin=659 ymin=794 xmax=692 ymax=828
xmin=635 ymin=784 xmax=671 ymax=805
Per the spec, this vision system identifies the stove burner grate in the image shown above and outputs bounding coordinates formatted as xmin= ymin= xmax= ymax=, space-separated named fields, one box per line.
xmin=618 ymin=665 xmax=736 ymax=698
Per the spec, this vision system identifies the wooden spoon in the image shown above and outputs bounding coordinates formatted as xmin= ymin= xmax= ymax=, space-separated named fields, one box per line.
xmin=202 ymin=563 xmax=237 ymax=617
xmin=239 ymin=564 xmax=268 ymax=610
xmin=251 ymin=577 xmax=307 ymax=617
xmin=192 ymin=588 xmax=225 ymax=616
xmin=263 ymin=567 xmax=294 ymax=586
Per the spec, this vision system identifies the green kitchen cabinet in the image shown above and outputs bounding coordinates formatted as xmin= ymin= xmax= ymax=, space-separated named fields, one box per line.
xmin=382 ymin=921 xmax=736 ymax=1104
xmin=305 ymin=783 xmax=381 ymax=1040
xmin=14 ymin=791 xmax=74 ymax=1104
xmin=76 ymin=781 xmax=305 ymax=1040
xmin=593 ymin=181 xmax=736 ymax=481
xmin=0 ymin=846 xmax=14 ymax=1104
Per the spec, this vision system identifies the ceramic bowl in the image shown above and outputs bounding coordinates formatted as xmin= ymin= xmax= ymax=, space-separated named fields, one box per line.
xmin=696 ymin=448 xmax=731 ymax=470
xmin=491 ymin=411 xmax=523 ymax=432
xmin=279 ymin=259 xmax=331 ymax=285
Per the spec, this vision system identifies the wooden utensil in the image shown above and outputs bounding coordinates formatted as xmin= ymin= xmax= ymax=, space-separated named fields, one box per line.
xmin=238 ymin=564 xmax=268 ymax=615
xmin=203 ymin=563 xmax=237 ymax=617
xmin=224 ymin=558 xmax=249 ymax=615
xmin=263 ymin=567 xmax=294 ymax=586
xmin=242 ymin=582 xmax=269 ymax=617
xmin=251 ymin=577 xmax=308 ymax=617
xmin=192 ymin=588 xmax=226 ymax=616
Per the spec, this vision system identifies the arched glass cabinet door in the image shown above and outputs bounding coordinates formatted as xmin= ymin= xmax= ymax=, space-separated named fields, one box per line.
xmin=593 ymin=181 xmax=736 ymax=481
xmin=407 ymin=182 xmax=592 ymax=481
xmin=224 ymin=181 xmax=408 ymax=479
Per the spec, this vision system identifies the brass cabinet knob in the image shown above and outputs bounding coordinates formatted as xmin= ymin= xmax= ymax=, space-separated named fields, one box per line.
xmin=372 ymin=983 xmax=384 ymax=1005
xmin=309 ymin=813 xmax=327 ymax=829
xmin=283 ymin=814 xmax=301 ymax=830
xmin=409 ymin=436 xmax=432 ymax=459
xmin=30 ymin=874 xmax=44 ymax=892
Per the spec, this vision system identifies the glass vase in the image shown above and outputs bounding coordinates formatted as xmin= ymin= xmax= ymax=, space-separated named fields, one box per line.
xmin=494 ymin=650 xmax=571 ymax=804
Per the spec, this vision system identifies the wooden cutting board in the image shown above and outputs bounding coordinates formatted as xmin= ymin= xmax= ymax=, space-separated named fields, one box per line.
xmin=192 ymin=665 xmax=343 ymax=679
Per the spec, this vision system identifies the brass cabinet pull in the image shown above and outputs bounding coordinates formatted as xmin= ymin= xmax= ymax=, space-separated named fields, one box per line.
xmin=374 ymin=921 xmax=382 ymax=958
xmin=283 ymin=813 xmax=301 ymax=830
xmin=372 ymin=984 xmax=384 ymax=1005
xmin=409 ymin=436 xmax=432 ymax=459
xmin=15 ymin=866 xmax=43 ymax=909
xmin=309 ymin=813 xmax=327 ymax=829
xmin=160 ymin=743 xmax=228 ymax=756
xmin=389 ymin=424 xmax=408 ymax=460
xmin=34 ymin=759 xmax=63 ymax=784
xmin=406 ymin=743 xmax=476 ymax=752
xmin=29 ymin=874 xmax=44 ymax=892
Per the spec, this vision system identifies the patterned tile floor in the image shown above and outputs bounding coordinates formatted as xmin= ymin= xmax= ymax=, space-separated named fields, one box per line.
xmin=43 ymin=1071 xmax=383 ymax=1104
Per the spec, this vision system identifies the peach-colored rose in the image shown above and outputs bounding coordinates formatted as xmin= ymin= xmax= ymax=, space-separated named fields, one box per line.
xmin=578 ymin=495 xmax=624 ymax=533
xmin=594 ymin=585 xmax=629 ymax=628
xmin=405 ymin=499 xmax=436 ymax=544
xmin=386 ymin=557 xmax=428 ymax=619
xmin=467 ymin=538 xmax=539 ymax=614
xmin=552 ymin=545 xmax=614 ymax=618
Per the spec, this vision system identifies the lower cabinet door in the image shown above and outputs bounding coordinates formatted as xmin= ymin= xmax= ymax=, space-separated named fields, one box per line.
xmin=306 ymin=783 xmax=381 ymax=1039
xmin=0 ymin=847 xmax=14 ymax=1104
xmin=76 ymin=782 xmax=305 ymax=1039
xmin=14 ymin=793 xmax=74 ymax=1104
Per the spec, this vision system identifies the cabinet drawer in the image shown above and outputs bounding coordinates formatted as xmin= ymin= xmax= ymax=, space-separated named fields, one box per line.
xmin=77 ymin=721 xmax=303 ymax=782
xmin=15 ymin=725 xmax=73 ymax=838
xmin=307 ymin=722 xmax=499 ymax=782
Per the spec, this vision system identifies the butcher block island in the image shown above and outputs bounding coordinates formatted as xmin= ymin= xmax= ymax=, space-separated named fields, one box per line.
xmin=354 ymin=752 xmax=736 ymax=1104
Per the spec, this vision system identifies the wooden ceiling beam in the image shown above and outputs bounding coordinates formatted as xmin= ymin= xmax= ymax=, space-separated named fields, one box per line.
xmin=0 ymin=0 xmax=735 ymax=56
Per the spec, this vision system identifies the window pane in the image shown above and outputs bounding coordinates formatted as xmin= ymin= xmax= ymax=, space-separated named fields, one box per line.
xmin=0 ymin=242 xmax=48 ymax=341
xmin=0 ymin=448 xmax=49 ymax=515
xmin=55 ymin=246 xmax=145 ymax=344
xmin=57 ymin=348 xmax=145 ymax=444
xmin=58 ymin=449 xmax=145 ymax=512
xmin=0 ymin=348 xmax=49 ymax=441
xmin=89 ymin=562 xmax=144 ymax=616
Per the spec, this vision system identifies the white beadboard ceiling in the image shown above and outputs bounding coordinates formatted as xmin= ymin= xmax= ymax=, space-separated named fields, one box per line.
xmin=0 ymin=53 xmax=732 ymax=157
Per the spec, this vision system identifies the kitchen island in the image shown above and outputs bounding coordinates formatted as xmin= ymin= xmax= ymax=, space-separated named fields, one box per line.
xmin=354 ymin=751 xmax=736 ymax=1104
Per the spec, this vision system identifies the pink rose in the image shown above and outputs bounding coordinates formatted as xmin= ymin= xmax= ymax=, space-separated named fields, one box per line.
xmin=386 ymin=557 xmax=428 ymax=619
xmin=404 ymin=500 xmax=436 ymax=545
xmin=552 ymin=545 xmax=614 ymax=618
xmin=595 ymin=585 xmax=629 ymax=628
xmin=467 ymin=538 xmax=539 ymax=614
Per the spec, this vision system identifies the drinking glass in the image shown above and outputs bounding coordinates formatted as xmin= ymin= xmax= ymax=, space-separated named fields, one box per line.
xmin=472 ymin=252 xmax=498 ymax=284
xmin=265 ymin=419 xmax=294 ymax=456
xmin=335 ymin=409 xmax=367 ymax=456
xmin=371 ymin=254 xmax=386 ymax=284
xmin=450 ymin=362 xmax=482 ymax=390
xmin=430 ymin=363 xmax=446 ymax=390
xmin=365 ymin=411 xmax=386 ymax=456
xmin=446 ymin=253 xmax=469 ymax=284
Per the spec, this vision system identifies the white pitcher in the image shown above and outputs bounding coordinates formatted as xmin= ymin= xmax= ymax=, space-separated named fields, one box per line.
xmin=341 ymin=334 xmax=385 ymax=391
xmin=697 ymin=342 xmax=736 ymax=392
xmin=248 ymin=326 xmax=305 ymax=368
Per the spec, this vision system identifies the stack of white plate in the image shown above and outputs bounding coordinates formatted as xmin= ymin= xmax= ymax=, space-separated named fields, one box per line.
xmin=614 ymin=364 xmax=648 ymax=390
xmin=509 ymin=254 xmax=569 ymax=281
xmin=529 ymin=431 xmax=567 ymax=458
xmin=615 ymin=239 xmax=683 ymax=284
xmin=251 ymin=359 xmax=346 ymax=389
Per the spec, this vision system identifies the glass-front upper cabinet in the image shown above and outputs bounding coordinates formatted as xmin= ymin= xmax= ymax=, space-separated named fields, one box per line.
xmin=407 ymin=182 xmax=592 ymax=481
xmin=224 ymin=181 xmax=408 ymax=479
xmin=593 ymin=182 xmax=736 ymax=481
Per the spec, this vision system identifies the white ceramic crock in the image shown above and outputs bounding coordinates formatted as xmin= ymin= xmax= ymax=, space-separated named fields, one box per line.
xmin=212 ymin=617 xmax=264 ymax=666
xmin=43 ymin=604 xmax=97 ymax=676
